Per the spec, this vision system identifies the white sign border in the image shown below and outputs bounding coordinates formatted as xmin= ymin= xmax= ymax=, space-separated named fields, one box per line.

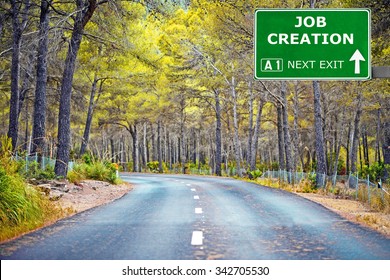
xmin=254 ymin=8 xmax=371 ymax=81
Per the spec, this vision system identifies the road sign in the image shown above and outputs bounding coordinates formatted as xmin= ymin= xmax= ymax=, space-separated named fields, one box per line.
xmin=254 ymin=9 xmax=371 ymax=80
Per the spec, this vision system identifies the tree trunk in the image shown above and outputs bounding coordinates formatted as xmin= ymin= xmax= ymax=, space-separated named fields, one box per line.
xmin=143 ymin=122 xmax=147 ymax=166
xmin=292 ymin=82 xmax=301 ymax=170
xmin=192 ymin=129 xmax=197 ymax=164
xmin=346 ymin=125 xmax=351 ymax=174
xmin=359 ymin=138 xmax=363 ymax=171
xmin=333 ymin=109 xmax=346 ymax=176
xmin=31 ymin=1 xmax=50 ymax=157
xmin=247 ymin=81 xmax=253 ymax=168
xmin=281 ymin=81 xmax=293 ymax=173
xmin=8 ymin=0 xmax=30 ymax=150
xmin=382 ymin=119 xmax=390 ymax=179
xmin=130 ymin=123 xmax=139 ymax=172
xmin=80 ymin=75 xmax=103 ymax=156
xmin=214 ymin=88 xmax=222 ymax=176
xmin=277 ymin=104 xmax=285 ymax=170
xmin=157 ymin=119 xmax=163 ymax=173
xmin=362 ymin=126 xmax=369 ymax=167
xmin=167 ymin=130 xmax=172 ymax=169
xmin=110 ymin=138 xmax=115 ymax=162
xmin=231 ymin=76 xmax=242 ymax=177
xmin=376 ymin=109 xmax=382 ymax=163
xmin=250 ymin=99 xmax=264 ymax=171
xmin=18 ymin=51 xmax=35 ymax=120
xmin=55 ymin=0 xmax=98 ymax=177
xmin=350 ymin=90 xmax=362 ymax=174
xmin=313 ymin=81 xmax=327 ymax=186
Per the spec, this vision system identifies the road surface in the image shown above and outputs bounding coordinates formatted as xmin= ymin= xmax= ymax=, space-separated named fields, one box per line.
xmin=1 ymin=173 xmax=389 ymax=259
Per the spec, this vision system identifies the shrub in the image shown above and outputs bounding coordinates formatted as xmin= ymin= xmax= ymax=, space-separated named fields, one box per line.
xmin=359 ymin=162 xmax=385 ymax=181
xmin=67 ymin=164 xmax=87 ymax=184
xmin=67 ymin=161 xmax=120 ymax=184
xmin=0 ymin=162 xmax=63 ymax=241
xmin=249 ymin=169 xmax=262 ymax=180
xmin=87 ymin=161 xmax=109 ymax=181
xmin=18 ymin=161 xmax=56 ymax=180
xmin=81 ymin=152 xmax=93 ymax=165
xmin=147 ymin=161 xmax=159 ymax=172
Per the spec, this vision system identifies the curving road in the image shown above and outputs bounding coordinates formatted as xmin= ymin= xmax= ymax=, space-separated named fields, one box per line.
xmin=1 ymin=173 xmax=389 ymax=260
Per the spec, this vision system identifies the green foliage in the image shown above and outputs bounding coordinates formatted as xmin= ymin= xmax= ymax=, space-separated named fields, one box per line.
xmin=0 ymin=135 xmax=18 ymax=174
xmin=67 ymin=161 xmax=120 ymax=184
xmin=359 ymin=162 xmax=386 ymax=181
xmin=0 ymin=142 xmax=63 ymax=241
xmin=67 ymin=164 xmax=86 ymax=184
xmin=307 ymin=172 xmax=317 ymax=186
xmin=18 ymin=161 xmax=56 ymax=180
xmin=0 ymin=167 xmax=40 ymax=226
xmin=81 ymin=152 xmax=93 ymax=165
xmin=270 ymin=162 xmax=279 ymax=171
xmin=249 ymin=169 xmax=262 ymax=180
xmin=147 ymin=161 xmax=160 ymax=172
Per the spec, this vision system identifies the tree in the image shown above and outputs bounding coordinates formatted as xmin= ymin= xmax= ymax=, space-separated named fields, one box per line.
xmin=281 ymin=81 xmax=292 ymax=173
xmin=313 ymin=81 xmax=327 ymax=185
xmin=55 ymin=0 xmax=100 ymax=176
xmin=31 ymin=0 xmax=51 ymax=157
xmin=79 ymin=75 xmax=106 ymax=156
xmin=310 ymin=0 xmax=327 ymax=186
xmin=8 ymin=0 xmax=30 ymax=151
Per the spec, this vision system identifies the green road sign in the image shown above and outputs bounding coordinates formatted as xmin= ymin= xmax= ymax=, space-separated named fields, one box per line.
xmin=254 ymin=9 xmax=371 ymax=80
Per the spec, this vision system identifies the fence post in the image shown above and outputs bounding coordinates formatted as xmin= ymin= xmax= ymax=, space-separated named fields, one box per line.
xmin=367 ymin=175 xmax=370 ymax=205
xmin=322 ymin=173 xmax=326 ymax=188
xmin=25 ymin=154 xmax=28 ymax=173
xmin=355 ymin=173 xmax=359 ymax=200
xmin=380 ymin=178 xmax=384 ymax=202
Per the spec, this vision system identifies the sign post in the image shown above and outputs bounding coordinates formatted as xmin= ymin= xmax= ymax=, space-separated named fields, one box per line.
xmin=254 ymin=9 xmax=371 ymax=80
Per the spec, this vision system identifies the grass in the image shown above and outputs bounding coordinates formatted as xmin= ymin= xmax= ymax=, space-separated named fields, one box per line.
xmin=253 ymin=176 xmax=390 ymax=214
xmin=67 ymin=161 xmax=121 ymax=185
xmin=356 ymin=185 xmax=390 ymax=214
xmin=0 ymin=166 xmax=66 ymax=242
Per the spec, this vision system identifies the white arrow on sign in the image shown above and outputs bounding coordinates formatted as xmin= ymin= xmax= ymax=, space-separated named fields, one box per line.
xmin=349 ymin=49 xmax=365 ymax=74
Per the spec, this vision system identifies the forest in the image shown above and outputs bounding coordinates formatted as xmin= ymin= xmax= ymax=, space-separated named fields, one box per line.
xmin=0 ymin=0 xmax=389 ymax=186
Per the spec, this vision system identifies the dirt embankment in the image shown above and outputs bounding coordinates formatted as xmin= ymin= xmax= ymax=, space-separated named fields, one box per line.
xmin=297 ymin=193 xmax=390 ymax=238
xmin=56 ymin=180 xmax=133 ymax=214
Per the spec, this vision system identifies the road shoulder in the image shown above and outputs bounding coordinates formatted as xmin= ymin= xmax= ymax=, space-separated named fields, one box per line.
xmin=297 ymin=192 xmax=390 ymax=238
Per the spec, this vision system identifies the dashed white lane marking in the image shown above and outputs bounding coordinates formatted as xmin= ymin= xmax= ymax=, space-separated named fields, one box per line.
xmin=194 ymin=195 xmax=199 ymax=200
xmin=191 ymin=231 xmax=203 ymax=245
xmin=191 ymin=188 xmax=196 ymax=192
xmin=186 ymin=184 xmax=191 ymax=186
xmin=195 ymin=208 xmax=203 ymax=214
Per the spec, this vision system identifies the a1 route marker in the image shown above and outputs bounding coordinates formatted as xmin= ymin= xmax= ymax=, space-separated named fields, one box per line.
xmin=254 ymin=9 xmax=371 ymax=80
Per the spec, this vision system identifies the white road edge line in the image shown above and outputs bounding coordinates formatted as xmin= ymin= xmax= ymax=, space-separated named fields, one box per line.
xmin=191 ymin=231 xmax=203 ymax=245
xmin=193 ymin=195 xmax=200 ymax=200
xmin=195 ymin=208 xmax=203 ymax=214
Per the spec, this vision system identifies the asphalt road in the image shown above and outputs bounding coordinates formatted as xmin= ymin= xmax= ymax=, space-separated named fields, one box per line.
xmin=1 ymin=173 xmax=390 ymax=260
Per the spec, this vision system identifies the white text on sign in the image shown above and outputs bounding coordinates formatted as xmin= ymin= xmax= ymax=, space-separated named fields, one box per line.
xmin=287 ymin=60 xmax=345 ymax=69
xmin=268 ymin=16 xmax=353 ymax=45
